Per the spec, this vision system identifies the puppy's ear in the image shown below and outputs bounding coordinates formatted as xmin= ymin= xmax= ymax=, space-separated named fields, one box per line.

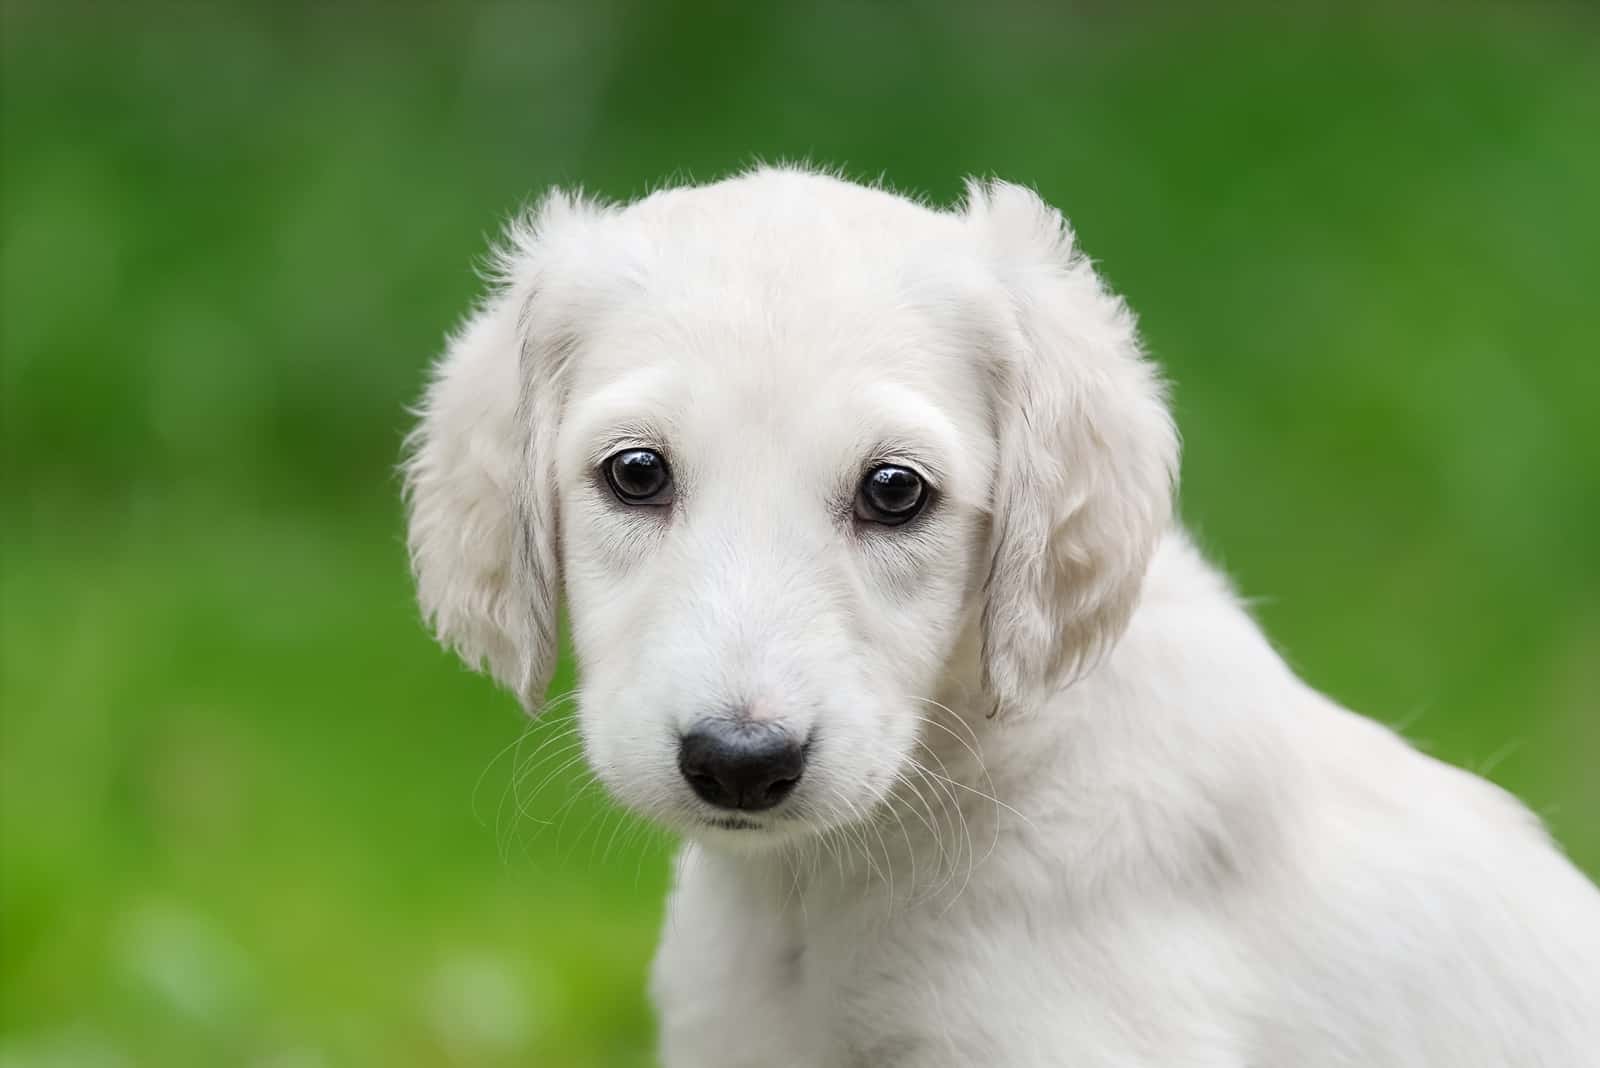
xmin=965 ymin=180 xmax=1179 ymax=713
xmin=403 ymin=192 xmax=597 ymax=713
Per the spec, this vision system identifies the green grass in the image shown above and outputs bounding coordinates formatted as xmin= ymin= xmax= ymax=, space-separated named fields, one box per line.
xmin=1 ymin=501 xmax=668 ymax=1065
xmin=3 ymin=2 xmax=1598 ymax=1064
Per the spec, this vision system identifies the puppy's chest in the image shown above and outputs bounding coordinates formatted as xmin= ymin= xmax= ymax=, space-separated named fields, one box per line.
xmin=653 ymin=863 xmax=908 ymax=1062
xmin=653 ymin=852 xmax=1255 ymax=1068
xmin=653 ymin=867 xmax=1032 ymax=1066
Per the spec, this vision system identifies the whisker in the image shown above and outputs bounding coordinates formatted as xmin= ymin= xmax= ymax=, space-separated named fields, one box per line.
xmin=905 ymin=754 xmax=971 ymax=903
xmin=473 ymin=717 xmax=543 ymax=828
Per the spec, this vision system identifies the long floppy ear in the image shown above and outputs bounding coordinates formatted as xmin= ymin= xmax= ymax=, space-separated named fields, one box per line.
xmin=966 ymin=180 xmax=1179 ymax=713
xmin=402 ymin=192 xmax=596 ymax=713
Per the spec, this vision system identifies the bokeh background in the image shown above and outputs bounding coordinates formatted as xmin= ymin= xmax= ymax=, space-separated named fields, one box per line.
xmin=3 ymin=1 xmax=1597 ymax=1065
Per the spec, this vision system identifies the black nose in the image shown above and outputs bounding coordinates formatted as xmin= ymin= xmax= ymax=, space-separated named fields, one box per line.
xmin=678 ymin=720 xmax=806 ymax=811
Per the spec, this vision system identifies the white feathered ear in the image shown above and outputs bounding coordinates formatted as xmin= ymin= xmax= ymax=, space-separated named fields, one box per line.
xmin=403 ymin=192 xmax=599 ymax=713
xmin=965 ymin=180 xmax=1180 ymax=714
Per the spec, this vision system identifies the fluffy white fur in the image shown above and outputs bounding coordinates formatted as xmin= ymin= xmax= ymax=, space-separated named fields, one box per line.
xmin=405 ymin=167 xmax=1600 ymax=1066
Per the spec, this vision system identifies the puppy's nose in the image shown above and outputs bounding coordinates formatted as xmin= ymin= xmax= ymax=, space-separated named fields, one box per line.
xmin=678 ymin=720 xmax=806 ymax=811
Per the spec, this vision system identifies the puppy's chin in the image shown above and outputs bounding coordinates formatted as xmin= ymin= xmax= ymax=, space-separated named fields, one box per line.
xmin=679 ymin=811 xmax=817 ymax=854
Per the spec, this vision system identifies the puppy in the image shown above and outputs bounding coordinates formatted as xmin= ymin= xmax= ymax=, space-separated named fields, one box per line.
xmin=405 ymin=167 xmax=1600 ymax=1067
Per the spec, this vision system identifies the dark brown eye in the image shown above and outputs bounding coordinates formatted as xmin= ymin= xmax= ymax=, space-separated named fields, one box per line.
xmin=855 ymin=464 xmax=927 ymax=525
xmin=604 ymin=448 xmax=673 ymax=505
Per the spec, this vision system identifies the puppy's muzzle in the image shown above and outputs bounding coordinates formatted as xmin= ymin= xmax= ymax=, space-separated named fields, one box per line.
xmin=678 ymin=720 xmax=806 ymax=811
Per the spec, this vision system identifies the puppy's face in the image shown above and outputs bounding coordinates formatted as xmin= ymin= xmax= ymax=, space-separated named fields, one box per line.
xmin=558 ymin=270 xmax=995 ymax=842
xmin=406 ymin=170 xmax=1177 ymax=847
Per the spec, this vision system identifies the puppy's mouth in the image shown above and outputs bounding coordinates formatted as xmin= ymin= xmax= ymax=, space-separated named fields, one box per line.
xmin=702 ymin=815 xmax=764 ymax=831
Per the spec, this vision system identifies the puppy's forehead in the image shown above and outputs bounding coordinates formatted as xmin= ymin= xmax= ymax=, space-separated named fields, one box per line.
xmin=577 ymin=290 xmax=978 ymax=403
xmin=570 ymin=174 xmax=986 ymax=414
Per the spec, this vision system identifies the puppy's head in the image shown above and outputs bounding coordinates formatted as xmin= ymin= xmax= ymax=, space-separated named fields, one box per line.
xmin=405 ymin=169 xmax=1175 ymax=845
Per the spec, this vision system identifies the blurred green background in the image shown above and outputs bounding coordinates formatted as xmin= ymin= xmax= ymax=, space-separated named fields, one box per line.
xmin=3 ymin=1 xmax=1597 ymax=1065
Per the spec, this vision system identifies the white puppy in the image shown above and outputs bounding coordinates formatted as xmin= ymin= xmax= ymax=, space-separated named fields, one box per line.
xmin=405 ymin=167 xmax=1600 ymax=1067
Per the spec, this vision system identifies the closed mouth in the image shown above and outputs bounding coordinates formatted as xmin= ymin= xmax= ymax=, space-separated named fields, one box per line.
xmin=704 ymin=815 xmax=764 ymax=831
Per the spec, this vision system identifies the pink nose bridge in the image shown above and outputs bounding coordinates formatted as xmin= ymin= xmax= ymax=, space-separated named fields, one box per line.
xmin=742 ymin=694 xmax=783 ymax=723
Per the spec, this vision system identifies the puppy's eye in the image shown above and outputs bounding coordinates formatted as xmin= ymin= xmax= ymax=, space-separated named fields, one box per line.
xmin=603 ymin=448 xmax=673 ymax=505
xmin=855 ymin=464 xmax=928 ymax=526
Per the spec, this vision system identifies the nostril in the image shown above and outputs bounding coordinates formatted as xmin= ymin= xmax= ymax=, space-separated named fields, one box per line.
xmin=761 ymin=772 xmax=800 ymax=806
xmin=678 ymin=720 xmax=807 ymax=812
xmin=684 ymin=770 xmax=726 ymax=805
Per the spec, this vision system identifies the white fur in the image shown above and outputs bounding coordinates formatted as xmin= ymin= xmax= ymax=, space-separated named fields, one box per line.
xmin=405 ymin=167 xmax=1600 ymax=1066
